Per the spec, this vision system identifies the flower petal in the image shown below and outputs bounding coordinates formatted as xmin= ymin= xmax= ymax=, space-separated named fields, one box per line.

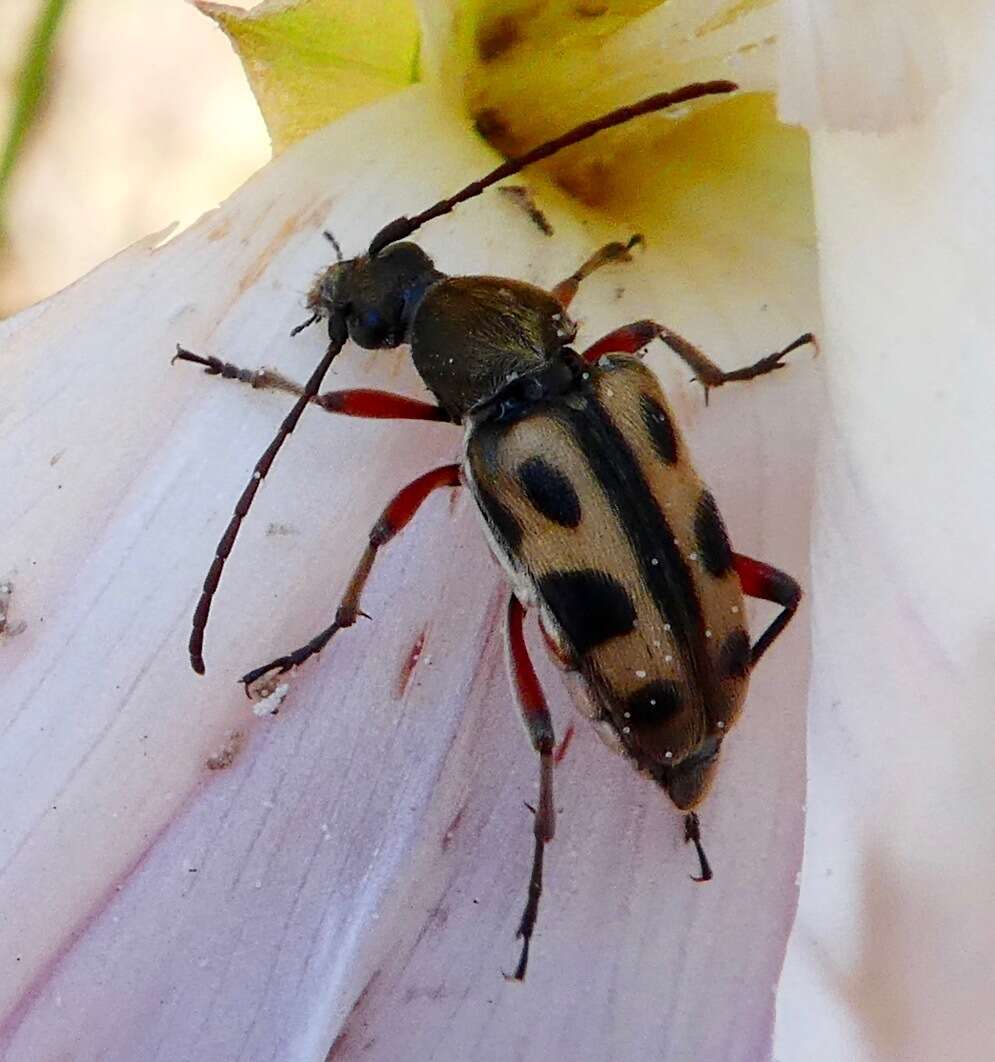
xmin=0 ymin=86 xmax=818 ymax=1059
xmin=778 ymin=0 xmax=949 ymax=132
xmin=198 ymin=0 xmax=421 ymax=151
xmin=776 ymin=6 xmax=995 ymax=1059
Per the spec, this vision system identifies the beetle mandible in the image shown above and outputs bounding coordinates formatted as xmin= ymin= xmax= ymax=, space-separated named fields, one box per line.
xmin=174 ymin=79 xmax=812 ymax=980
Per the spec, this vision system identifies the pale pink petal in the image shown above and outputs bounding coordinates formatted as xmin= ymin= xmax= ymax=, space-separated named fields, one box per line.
xmin=1 ymin=87 xmax=818 ymax=1060
xmin=778 ymin=0 xmax=949 ymax=132
xmin=776 ymin=7 xmax=995 ymax=1059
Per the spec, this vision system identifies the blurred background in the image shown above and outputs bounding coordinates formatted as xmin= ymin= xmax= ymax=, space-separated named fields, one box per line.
xmin=0 ymin=0 xmax=270 ymax=316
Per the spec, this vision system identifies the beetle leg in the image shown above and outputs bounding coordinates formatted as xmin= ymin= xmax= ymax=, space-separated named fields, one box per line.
xmin=538 ymin=612 xmax=577 ymax=672
xmin=505 ymin=595 xmax=556 ymax=981
xmin=312 ymin=390 xmax=451 ymax=421
xmin=580 ymin=320 xmax=663 ymax=363
xmin=658 ymin=329 xmax=815 ymax=403
xmin=551 ymin=234 xmax=643 ymax=308
xmin=732 ymin=553 xmax=802 ymax=666
xmin=173 ymin=347 xmax=304 ymax=396
xmin=578 ymin=322 xmax=815 ymax=403
xmin=240 ymin=464 xmax=461 ymax=690
xmin=553 ymin=724 xmax=576 ymax=765
xmin=173 ymin=348 xmax=451 ymax=422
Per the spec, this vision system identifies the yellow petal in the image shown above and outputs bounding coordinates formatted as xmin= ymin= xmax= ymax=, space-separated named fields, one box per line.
xmin=197 ymin=0 xmax=421 ymax=151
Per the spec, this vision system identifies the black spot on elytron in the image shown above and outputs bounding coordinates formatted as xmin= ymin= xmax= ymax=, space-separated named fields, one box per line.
xmin=694 ymin=490 xmax=733 ymax=577
xmin=474 ymin=483 xmax=523 ymax=552
xmin=550 ymin=391 xmax=704 ymax=672
xmin=640 ymin=394 xmax=678 ymax=465
xmin=626 ymin=680 xmax=684 ymax=730
xmin=537 ymin=569 xmax=636 ymax=656
xmin=517 ymin=457 xmax=581 ymax=528
xmin=718 ymin=627 xmax=751 ymax=680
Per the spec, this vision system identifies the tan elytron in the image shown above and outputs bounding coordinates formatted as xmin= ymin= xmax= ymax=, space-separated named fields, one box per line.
xmin=466 ymin=352 xmax=750 ymax=811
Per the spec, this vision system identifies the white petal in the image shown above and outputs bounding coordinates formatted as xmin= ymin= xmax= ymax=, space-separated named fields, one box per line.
xmin=779 ymin=0 xmax=950 ymax=132
xmin=1 ymin=86 xmax=818 ymax=1060
xmin=776 ymin=9 xmax=995 ymax=1060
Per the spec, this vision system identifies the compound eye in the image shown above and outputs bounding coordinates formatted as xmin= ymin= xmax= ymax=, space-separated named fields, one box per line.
xmin=359 ymin=309 xmax=385 ymax=336
xmin=496 ymin=397 xmax=526 ymax=422
xmin=350 ymin=307 xmax=390 ymax=349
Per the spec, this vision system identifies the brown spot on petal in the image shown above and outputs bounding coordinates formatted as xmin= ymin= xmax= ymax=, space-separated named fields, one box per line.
xmin=574 ymin=0 xmax=608 ymax=15
xmin=473 ymin=108 xmax=526 ymax=158
xmin=553 ymin=157 xmax=616 ymax=208
xmin=554 ymin=723 xmax=576 ymax=765
xmin=441 ymin=803 xmax=466 ymax=850
xmin=206 ymin=218 xmax=231 ymax=242
xmin=238 ymin=207 xmax=310 ymax=296
xmin=477 ymin=14 xmax=521 ymax=62
xmin=324 ymin=969 xmax=381 ymax=1060
xmin=206 ymin=729 xmax=244 ymax=771
xmin=395 ymin=627 xmax=428 ymax=698
xmin=0 ymin=580 xmax=25 ymax=640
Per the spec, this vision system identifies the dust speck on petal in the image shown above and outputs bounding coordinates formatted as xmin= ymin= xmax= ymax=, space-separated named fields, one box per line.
xmin=252 ymin=682 xmax=290 ymax=717
xmin=206 ymin=729 xmax=244 ymax=771
xmin=0 ymin=580 xmax=26 ymax=640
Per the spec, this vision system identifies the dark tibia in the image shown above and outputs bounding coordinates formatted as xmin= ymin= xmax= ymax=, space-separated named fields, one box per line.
xmin=684 ymin=811 xmax=713 ymax=883
xmin=506 ymin=597 xmax=556 ymax=980
xmin=732 ymin=553 xmax=802 ymax=667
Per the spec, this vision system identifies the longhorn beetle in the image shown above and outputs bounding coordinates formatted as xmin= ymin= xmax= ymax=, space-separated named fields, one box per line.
xmin=175 ymin=80 xmax=812 ymax=980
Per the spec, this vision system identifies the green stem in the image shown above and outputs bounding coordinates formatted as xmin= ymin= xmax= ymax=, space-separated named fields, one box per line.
xmin=0 ymin=0 xmax=72 ymax=226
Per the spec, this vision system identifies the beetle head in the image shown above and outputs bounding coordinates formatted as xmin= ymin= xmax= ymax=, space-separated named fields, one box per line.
xmin=305 ymin=242 xmax=442 ymax=350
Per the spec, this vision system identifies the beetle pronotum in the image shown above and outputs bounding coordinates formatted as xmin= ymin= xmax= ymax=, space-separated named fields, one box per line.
xmin=175 ymin=80 xmax=812 ymax=979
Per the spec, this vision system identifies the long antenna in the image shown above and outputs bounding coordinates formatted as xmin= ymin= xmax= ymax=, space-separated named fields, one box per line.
xmin=188 ymin=325 xmax=346 ymax=674
xmin=188 ymin=80 xmax=738 ymax=674
xmin=368 ymin=80 xmax=737 ymax=256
